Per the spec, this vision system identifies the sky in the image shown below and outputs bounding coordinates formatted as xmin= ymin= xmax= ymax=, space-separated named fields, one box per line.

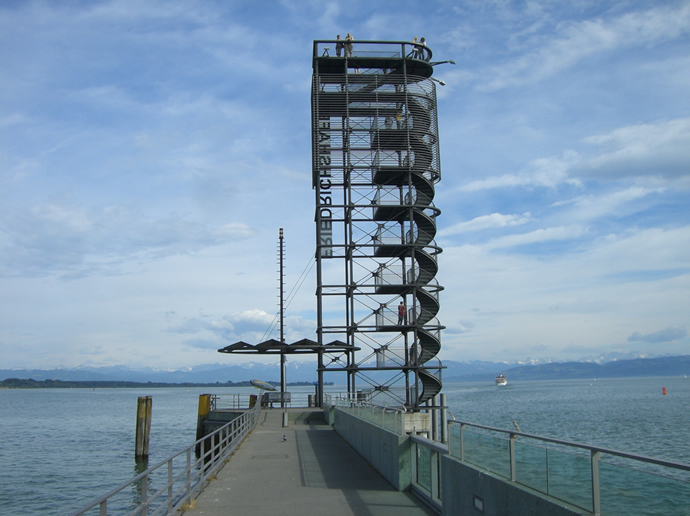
xmin=1 ymin=0 xmax=689 ymax=370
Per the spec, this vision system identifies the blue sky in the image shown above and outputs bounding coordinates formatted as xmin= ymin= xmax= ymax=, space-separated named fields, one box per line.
xmin=1 ymin=0 xmax=689 ymax=370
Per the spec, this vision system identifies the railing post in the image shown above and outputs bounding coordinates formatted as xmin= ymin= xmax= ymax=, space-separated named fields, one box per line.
xmin=431 ymin=448 xmax=439 ymax=500
xmin=201 ymin=438 xmax=206 ymax=481
xmin=440 ymin=393 xmax=448 ymax=444
xmin=140 ymin=473 xmax=148 ymax=516
xmin=546 ymin=449 xmax=550 ymax=495
xmin=167 ymin=459 xmax=173 ymax=514
xmin=431 ymin=395 xmax=438 ymax=442
xmin=99 ymin=500 xmax=107 ymax=516
xmin=591 ymin=450 xmax=601 ymax=516
xmin=460 ymin=424 xmax=465 ymax=461
xmin=446 ymin=421 xmax=452 ymax=457
xmin=186 ymin=448 xmax=191 ymax=502
xmin=510 ymin=433 xmax=517 ymax=482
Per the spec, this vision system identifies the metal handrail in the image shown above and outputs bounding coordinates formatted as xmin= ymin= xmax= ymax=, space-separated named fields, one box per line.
xmin=449 ymin=419 xmax=690 ymax=472
xmin=313 ymin=40 xmax=433 ymax=63
xmin=332 ymin=396 xmax=407 ymax=435
xmin=448 ymin=419 xmax=690 ymax=515
xmin=407 ymin=419 xmax=690 ymax=516
xmin=332 ymin=395 xmax=407 ymax=412
xmin=70 ymin=401 xmax=262 ymax=516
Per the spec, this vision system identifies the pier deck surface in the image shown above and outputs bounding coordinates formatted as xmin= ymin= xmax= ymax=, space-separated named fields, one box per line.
xmin=183 ymin=408 xmax=433 ymax=516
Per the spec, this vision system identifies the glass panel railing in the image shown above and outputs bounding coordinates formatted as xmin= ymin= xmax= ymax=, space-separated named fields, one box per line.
xmin=417 ymin=444 xmax=431 ymax=491
xmin=332 ymin=398 xmax=406 ymax=436
xmin=447 ymin=420 xmax=690 ymax=515
xmin=545 ymin=448 xmax=593 ymax=512
xmin=437 ymin=455 xmax=443 ymax=501
xmin=463 ymin=430 xmax=510 ymax=479
xmin=600 ymin=461 xmax=690 ymax=515
xmin=448 ymin=423 xmax=462 ymax=460
xmin=514 ymin=440 xmax=548 ymax=493
xmin=383 ymin=410 xmax=397 ymax=433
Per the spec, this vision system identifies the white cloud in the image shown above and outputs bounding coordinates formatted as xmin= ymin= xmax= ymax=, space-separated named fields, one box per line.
xmin=439 ymin=24 xmax=477 ymax=52
xmin=483 ymin=225 xmax=587 ymax=250
xmin=460 ymin=152 xmax=581 ymax=192
xmin=444 ymin=321 xmax=475 ymax=335
xmin=558 ymin=186 xmax=665 ymax=222
xmin=580 ymin=118 xmax=690 ymax=180
xmin=171 ymin=309 xmax=278 ymax=344
xmin=480 ymin=3 xmax=690 ymax=91
xmin=440 ymin=212 xmax=532 ymax=236
xmin=0 ymin=202 xmax=254 ymax=277
xmin=460 ymin=173 xmax=537 ymax=192
xmin=0 ymin=113 xmax=30 ymax=128
xmin=628 ymin=326 xmax=687 ymax=343
xmin=459 ymin=117 xmax=690 ymax=193
xmin=439 ymin=225 xmax=690 ymax=361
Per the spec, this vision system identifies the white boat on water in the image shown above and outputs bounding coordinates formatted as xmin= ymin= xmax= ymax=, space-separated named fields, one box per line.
xmin=495 ymin=374 xmax=507 ymax=386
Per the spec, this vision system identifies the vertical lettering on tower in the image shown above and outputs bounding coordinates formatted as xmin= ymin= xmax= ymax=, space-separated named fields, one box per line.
xmin=317 ymin=118 xmax=333 ymax=257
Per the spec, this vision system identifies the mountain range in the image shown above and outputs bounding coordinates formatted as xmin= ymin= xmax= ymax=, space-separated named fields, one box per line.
xmin=2 ymin=354 xmax=689 ymax=384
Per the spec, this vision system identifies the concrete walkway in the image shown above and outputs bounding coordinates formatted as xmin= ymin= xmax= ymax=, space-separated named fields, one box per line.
xmin=182 ymin=408 xmax=433 ymax=516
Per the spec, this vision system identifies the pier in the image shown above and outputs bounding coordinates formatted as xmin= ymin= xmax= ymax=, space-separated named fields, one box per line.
xmin=187 ymin=408 xmax=432 ymax=515
xmin=72 ymin=394 xmax=690 ymax=515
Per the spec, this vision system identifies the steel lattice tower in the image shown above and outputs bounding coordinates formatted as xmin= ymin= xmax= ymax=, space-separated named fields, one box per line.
xmin=312 ymin=40 xmax=444 ymax=410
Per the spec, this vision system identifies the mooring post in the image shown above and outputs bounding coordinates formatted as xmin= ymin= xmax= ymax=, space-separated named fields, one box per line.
xmin=195 ymin=394 xmax=211 ymax=457
xmin=440 ymin=393 xmax=448 ymax=444
xmin=135 ymin=396 xmax=152 ymax=459
xmin=431 ymin=394 xmax=439 ymax=442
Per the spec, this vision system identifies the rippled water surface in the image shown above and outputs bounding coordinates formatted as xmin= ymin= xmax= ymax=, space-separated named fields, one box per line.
xmin=1 ymin=377 xmax=688 ymax=514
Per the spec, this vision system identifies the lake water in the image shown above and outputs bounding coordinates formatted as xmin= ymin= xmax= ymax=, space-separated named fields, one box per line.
xmin=443 ymin=376 xmax=690 ymax=465
xmin=1 ymin=377 xmax=688 ymax=515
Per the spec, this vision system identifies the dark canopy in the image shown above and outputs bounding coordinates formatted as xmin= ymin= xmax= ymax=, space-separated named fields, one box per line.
xmin=218 ymin=338 xmax=359 ymax=355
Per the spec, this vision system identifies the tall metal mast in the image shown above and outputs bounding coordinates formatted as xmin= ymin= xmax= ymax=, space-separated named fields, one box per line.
xmin=279 ymin=228 xmax=286 ymax=406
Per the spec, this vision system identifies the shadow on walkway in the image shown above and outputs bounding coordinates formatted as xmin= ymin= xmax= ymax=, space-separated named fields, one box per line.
xmin=183 ymin=409 xmax=432 ymax=516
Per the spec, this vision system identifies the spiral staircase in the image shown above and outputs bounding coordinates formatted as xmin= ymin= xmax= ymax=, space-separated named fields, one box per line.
xmin=312 ymin=41 xmax=444 ymax=409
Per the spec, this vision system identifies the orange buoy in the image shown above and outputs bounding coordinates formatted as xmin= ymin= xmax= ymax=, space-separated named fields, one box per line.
xmin=662 ymin=387 xmax=667 ymax=395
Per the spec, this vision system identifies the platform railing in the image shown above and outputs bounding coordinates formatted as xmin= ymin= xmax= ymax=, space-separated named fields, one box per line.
xmin=447 ymin=419 xmax=690 ymax=515
xmin=70 ymin=400 xmax=262 ymax=516
xmin=331 ymin=396 xmax=407 ymax=435
xmin=410 ymin=434 xmax=446 ymax=514
xmin=211 ymin=391 xmax=324 ymax=409
xmin=332 ymin=403 xmax=690 ymax=515
xmin=313 ymin=40 xmax=432 ymax=62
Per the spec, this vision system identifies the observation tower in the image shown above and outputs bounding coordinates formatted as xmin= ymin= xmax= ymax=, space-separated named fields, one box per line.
xmin=312 ymin=40 xmax=446 ymax=410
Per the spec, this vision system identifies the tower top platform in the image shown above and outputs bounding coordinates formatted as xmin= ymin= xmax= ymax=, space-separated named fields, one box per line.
xmin=313 ymin=39 xmax=434 ymax=77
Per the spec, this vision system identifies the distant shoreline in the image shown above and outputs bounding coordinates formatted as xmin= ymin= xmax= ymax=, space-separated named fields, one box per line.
xmin=0 ymin=379 xmax=332 ymax=389
xmin=3 ymin=355 xmax=688 ymax=385
xmin=445 ymin=355 xmax=690 ymax=382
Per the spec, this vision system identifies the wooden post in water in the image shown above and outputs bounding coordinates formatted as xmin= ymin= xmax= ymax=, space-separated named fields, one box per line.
xmin=135 ymin=396 xmax=152 ymax=459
